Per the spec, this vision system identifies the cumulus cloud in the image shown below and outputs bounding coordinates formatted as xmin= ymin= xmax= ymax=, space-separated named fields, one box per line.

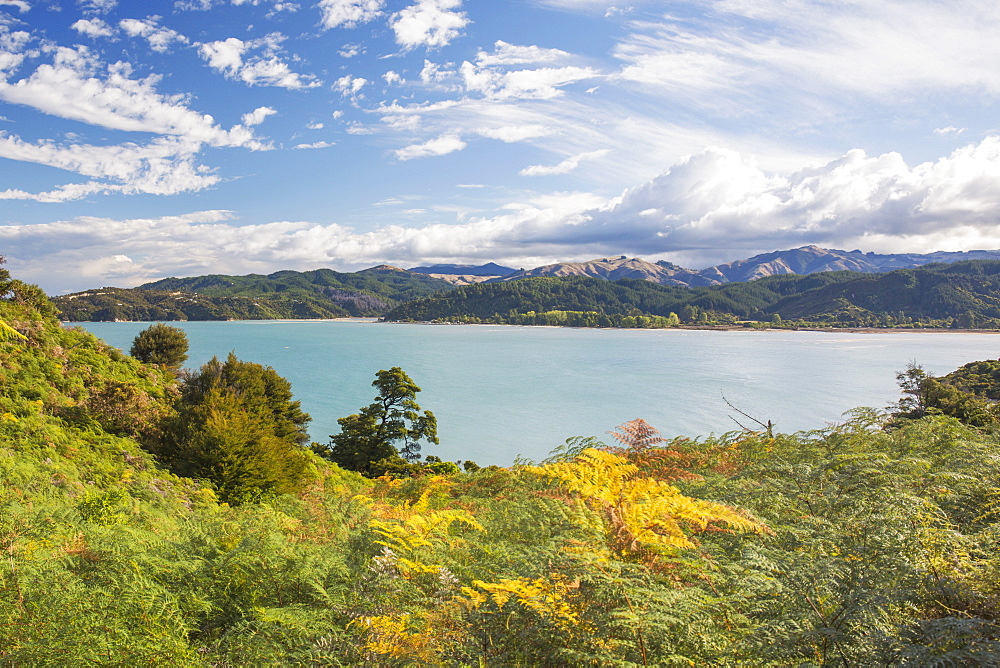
xmin=520 ymin=148 xmax=609 ymax=175
xmin=241 ymin=106 xmax=276 ymax=126
xmin=395 ymin=133 xmax=465 ymax=160
xmin=0 ymin=42 xmax=273 ymax=200
xmin=390 ymin=0 xmax=468 ymax=50
xmin=199 ymin=33 xmax=320 ymax=88
xmin=16 ymin=137 xmax=1000 ymax=292
xmin=318 ymin=0 xmax=384 ymax=29
xmin=333 ymin=74 xmax=367 ymax=96
xmin=72 ymin=18 xmax=114 ymax=38
xmin=119 ymin=17 xmax=189 ymax=53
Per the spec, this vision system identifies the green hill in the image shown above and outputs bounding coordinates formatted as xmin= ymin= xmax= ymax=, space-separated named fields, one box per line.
xmin=54 ymin=266 xmax=454 ymax=321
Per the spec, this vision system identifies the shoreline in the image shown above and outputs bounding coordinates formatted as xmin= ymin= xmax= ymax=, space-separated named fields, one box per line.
xmin=68 ymin=319 xmax=1000 ymax=334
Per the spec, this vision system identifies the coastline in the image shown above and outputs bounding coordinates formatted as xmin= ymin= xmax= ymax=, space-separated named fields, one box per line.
xmin=65 ymin=318 xmax=1000 ymax=334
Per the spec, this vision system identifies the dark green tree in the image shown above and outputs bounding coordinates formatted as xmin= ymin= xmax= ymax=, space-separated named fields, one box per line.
xmin=181 ymin=352 xmax=310 ymax=445
xmin=130 ymin=322 xmax=189 ymax=368
xmin=318 ymin=367 xmax=438 ymax=476
xmin=158 ymin=353 xmax=312 ymax=503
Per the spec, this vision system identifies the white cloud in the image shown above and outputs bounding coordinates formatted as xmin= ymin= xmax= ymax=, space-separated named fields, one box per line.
xmin=199 ymin=37 xmax=245 ymax=73
xmin=383 ymin=70 xmax=402 ymax=85
xmin=934 ymin=126 xmax=966 ymax=136
xmin=293 ymin=140 xmax=334 ymax=149
xmin=306 ymin=120 xmax=324 ymax=129
xmin=199 ymin=34 xmax=320 ymax=88
xmin=612 ymin=1 xmax=1000 ymax=120
xmin=241 ymin=106 xmax=277 ymax=126
xmin=475 ymin=41 xmax=571 ymax=67
xmin=338 ymin=43 xmax=362 ymax=58
xmin=456 ymin=42 xmax=601 ymax=100
xmin=78 ymin=0 xmax=116 ymax=13
xmin=333 ymin=74 xmax=367 ymax=95
xmin=466 ymin=64 xmax=600 ymax=100
xmin=520 ymin=148 xmax=609 ymax=175
xmin=71 ymin=18 xmax=114 ymax=38
xmin=0 ymin=1 xmax=30 ymax=13
xmin=477 ymin=124 xmax=551 ymax=143
xmin=232 ymin=0 xmax=299 ymax=8
xmin=390 ymin=0 xmax=468 ymax=50
xmin=0 ymin=134 xmax=220 ymax=200
xmin=0 ymin=46 xmax=263 ymax=148
xmin=119 ymin=17 xmax=189 ymax=53
xmin=174 ymin=0 xmax=214 ymax=10
xmin=17 ymin=137 xmax=1000 ymax=292
xmin=319 ymin=0 xmax=384 ymax=29
xmin=395 ymin=133 xmax=466 ymax=160
xmin=0 ymin=28 xmax=31 ymax=74
xmin=346 ymin=121 xmax=374 ymax=134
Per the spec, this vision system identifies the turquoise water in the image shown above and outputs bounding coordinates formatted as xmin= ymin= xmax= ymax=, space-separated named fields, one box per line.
xmin=74 ymin=321 xmax=1000 ymax=466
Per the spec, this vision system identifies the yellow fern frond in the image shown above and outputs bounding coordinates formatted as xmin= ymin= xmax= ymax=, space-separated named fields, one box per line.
xmin=465 ymin=575 xmax=582 ymax=628
xmin=528 ymin=448 xmax=767 ymax=558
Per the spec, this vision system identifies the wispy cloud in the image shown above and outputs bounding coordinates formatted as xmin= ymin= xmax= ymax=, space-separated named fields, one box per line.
xmin=520 ymin=148 xmax=609 ymax=175
xmin=293 ymin=140 xmax=334 ymax=149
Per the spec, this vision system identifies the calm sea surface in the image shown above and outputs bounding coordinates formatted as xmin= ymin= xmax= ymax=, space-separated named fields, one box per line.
xmin=74 ymin=321 xmax=1000 ymax=466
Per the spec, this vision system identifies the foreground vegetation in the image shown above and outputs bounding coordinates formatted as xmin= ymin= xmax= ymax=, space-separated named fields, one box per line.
xmin=3 ymin=265 xmax=1000 ymax=664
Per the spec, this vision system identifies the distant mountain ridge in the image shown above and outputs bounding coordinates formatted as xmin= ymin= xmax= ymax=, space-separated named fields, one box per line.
xmin=53 ymin=245 xmax=1000 ymax=322
xmin=492 ymin=246 xmax=1000 ymax=287
xmin=408 ymin=262 xmax=517 ymax=276
xmin=384 ymin=259 xmax=1000 ymax=328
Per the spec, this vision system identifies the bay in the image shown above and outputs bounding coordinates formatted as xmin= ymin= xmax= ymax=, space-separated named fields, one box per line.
xmin=74 ymin=321 xmax=1000 ymax=466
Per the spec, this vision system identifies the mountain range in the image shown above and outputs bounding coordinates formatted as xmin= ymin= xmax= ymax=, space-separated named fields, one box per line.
xmin=52 ymin=245 xmax=1000 ymax=322
xmin=474 ymin=246 xmax=1000 ymax=287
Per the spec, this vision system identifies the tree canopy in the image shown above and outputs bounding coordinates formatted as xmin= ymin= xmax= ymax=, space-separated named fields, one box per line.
xmin=158 ymin=353 xmax=312 ymax=503
xmin=130 ymin=322 xmax=189 ymax=368
xmin=316 ymin=366 xmax=438 ymax=476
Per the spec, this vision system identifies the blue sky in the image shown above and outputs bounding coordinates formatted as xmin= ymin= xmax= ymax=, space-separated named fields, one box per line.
xmin=2 ymin=0 xmax=1000 ymax=293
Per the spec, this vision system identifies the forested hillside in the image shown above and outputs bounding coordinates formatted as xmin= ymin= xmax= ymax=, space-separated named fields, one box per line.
xmin=385 ymin=260 xmax=1000 ymax=329
xmin=54 ymin=266 xmax=453 ymax=321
